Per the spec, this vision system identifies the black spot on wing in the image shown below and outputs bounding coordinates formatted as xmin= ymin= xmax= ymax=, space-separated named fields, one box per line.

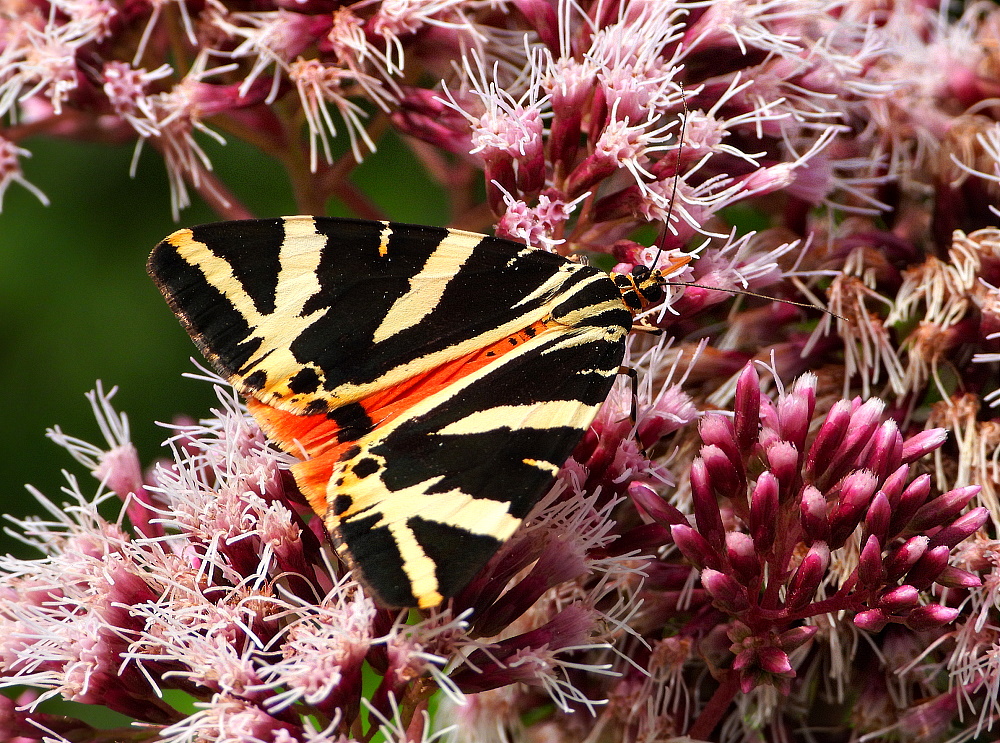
xmin=337 ymin=512 xmax=416 ymax=608
xmin=408 ymin=517 xmax=502 ymax=599
xmin=332 ymin=494 xmax=352 ymax=515
xmin=353 ymin=457 xmax=380 ymax=479
xmin=329 ymin=402 xmax=374 ymax=443
xmin=288 ymin=366 xmax=321 ymax=394
xmin=243 ymin=369 xmax=268 ymax=391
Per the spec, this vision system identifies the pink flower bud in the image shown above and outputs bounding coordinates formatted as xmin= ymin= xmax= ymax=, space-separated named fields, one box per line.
xmin=776 ymin=376 xmax=815 ymax=451
xmin=778 ymin=625 xmax=818 ymax=652
xmin=928 ymin=507 xmax=989 ymax=550
xmin=733 ymin=363 xmax=761 ymax=454
xmin=725 ymin=532 xmax=760 ymax=584
xmin=879 ymin=465 xmax=911 ymax=507
xmin=805 ymin=399 xmax=852 ymax=476
xmin=905 ymin=545 xmax=951 ymax=589
xmin=877 ymin=585 xmax=919 ymax=612
xmin=799 ymin=485 xmax=830 ymax=543
xmin=812 ymin=398 xmax=885 ymax=486
xmin=854 ymin=608 xmax=890 ymax=632
xmin=787 ymin=542 xmax=829 ymax=609
xmin=629 ymin=482 xmax=687 ymax=527
xmin=864 ymin=492 xmax=892 ymax=545
xmin=671 ymin=524 xmax=722 ymax=571
xmin=765 ymin=440 xmax=801 ymax=498
xmin=857 ymin=535 xmax=886 ymax=587
xmin=757 ymin=645 xmax=793 ymax=675
xmin=749 ymin=472 xmax=779 ymax=551
xmin=904 ymin=604 xmax=960 ymax=631
xmin=829 ymin=470 xmax=879 ymax=547
xmin=702 ymin=444 xmax=744 ymax=499
xmin=690 ymin=458 xmax=726 ymax=550
xmin=863 ymin=421 xmax=903 ymax=480
xmin=900 ymin=428 xmax=949 ymax=463
xmin=934 ymin=565 xmax=983 ymax=588
xmin=699 ymin=414 xmax=742 ymax=465
xmin=884 ymin=536 xmax=929 ymax=581
xmin=702 ymin=568 xmax=750 ymax=612
xmin=908 ymin=485 xmax=980 ymax=533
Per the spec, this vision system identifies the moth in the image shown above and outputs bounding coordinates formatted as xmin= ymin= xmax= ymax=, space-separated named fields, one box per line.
xmin=148 ymin=216 xmax=684 ymax=608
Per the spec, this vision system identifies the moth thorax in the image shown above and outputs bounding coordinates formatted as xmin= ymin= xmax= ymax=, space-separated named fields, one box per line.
xmin=612 ymin=265 xmax=665 ymax=313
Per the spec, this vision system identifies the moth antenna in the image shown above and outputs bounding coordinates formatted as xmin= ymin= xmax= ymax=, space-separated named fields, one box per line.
xmin=647 ymin=86 xmax=843 ymax=322
xmin=662 ymin=280 xmax=846 ymax=321
xmin=650 ymin=82 xmax=688 ymax=268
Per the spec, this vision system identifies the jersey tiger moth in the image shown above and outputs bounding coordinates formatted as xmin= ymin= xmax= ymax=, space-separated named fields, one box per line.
xmin=148 ymin=216 xmax=686 ymax=609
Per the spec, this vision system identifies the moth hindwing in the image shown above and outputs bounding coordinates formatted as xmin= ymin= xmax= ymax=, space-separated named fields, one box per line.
xmin=148 ymin=215 xmax=668 ymax=608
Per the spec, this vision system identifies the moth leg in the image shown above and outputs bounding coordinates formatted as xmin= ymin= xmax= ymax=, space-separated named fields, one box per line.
xmin=631 ymin=321 xmax=663 ymax=334
xmin=615 ymin=365 xmax=652 ymax=459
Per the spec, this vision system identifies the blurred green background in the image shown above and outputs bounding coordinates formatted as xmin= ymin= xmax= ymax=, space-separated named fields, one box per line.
xmin=0 ymin=130 xmax=446 ymax=556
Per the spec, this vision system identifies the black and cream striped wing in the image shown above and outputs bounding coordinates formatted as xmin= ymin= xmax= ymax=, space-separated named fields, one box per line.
xmin=148 ymin=215 xmax=636 ymax=608
xmin=147 ymin=216 xmax=590 ymax=418
xmin=320 ymin=303 xmax=631 ymax=608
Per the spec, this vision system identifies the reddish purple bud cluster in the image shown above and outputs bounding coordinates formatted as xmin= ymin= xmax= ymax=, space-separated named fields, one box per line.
xmin=670 ymin=363 xmax=986 ymax=692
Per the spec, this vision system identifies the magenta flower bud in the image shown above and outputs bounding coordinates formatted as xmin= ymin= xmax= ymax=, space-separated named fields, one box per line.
xmin=733 ymin=363 xmax=761 ymax=454
xmin=879 ymin=465 xmax=911 ymax=507
xmin=884 ymin=536 xmax=929 ymax=581
xmin=812 ymin=398 xmax=885 ymax=486
xmin=629 ymin=482 xmax=687 ymax=527
xmin=887 ymin=473 xmax=932 ymax=533
xmin=829 ymin=470 xmax=879 ymax=547
xmin=702 ymin=568 xmax=750 ymax=612
xmin=758 ymin=397 xmax=781 ymax=450
xmin=854 ymin=608 xmax=890 ymax=632
xmin=904 ymin=604 xmax=960 ymax=631
xmin=564 ymin=149 xmax=620 ymax=197
xmin=698 ymin=414 xmax=742 ymax=467
xmin=787 ymin=542 xmax=830 ymax=609
xmin=749 ymin=472 xmax=779 ymax=551
xmin=757 ymin=645 xmax=793 ymax=675
xmin=934 ymin=565 xmax=983 ymax=588
xmin=905 ymin=545 xmax=951 ymax=589
xmin=799 ymin=485 xmax=830 ymax=543
xmin=614 ymin=522 xmax=673 ymax=553
xmin=701 ymin=444 xmax=743 ymax=498
xmin=484 ymin=157 xmax=519 ymax=214
xmin=928 ymin=507 xmax=989 ymax=550
xmin=805 ymin=399 xmax=852 ymax=475
xmin=509 ymin=0 xmax=559 ymax=49
xmin=778 ymin=625 xmax=818 ymax=652
xmin=725 ymin=532 xmax=760 ymax=584
xmin=877 ymin=585 xmax=919 ymax=612
xmin=765 ymin=441 xmax=801 ymax=498
xmin=907 ymin=485 xmax=981 ymax=533
xmin=690 ymin=458 xmax=726 ymax=550
xmin=864 ymin=492 xmax=892 ymax=544
xmin=863 ymin=421 xmax=903 ymax=480
xmin=857 ymin=535 xmax=886 ymax=587
xmin=392 ymin=89 xmax=473 ymax=155
xmin=900 ymin=428 xmax=949 ymax=463
xmin=671 ymin=524 xmax=723 ymax=571
xmin=776 ymin=375 xmax=816 ymax=451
